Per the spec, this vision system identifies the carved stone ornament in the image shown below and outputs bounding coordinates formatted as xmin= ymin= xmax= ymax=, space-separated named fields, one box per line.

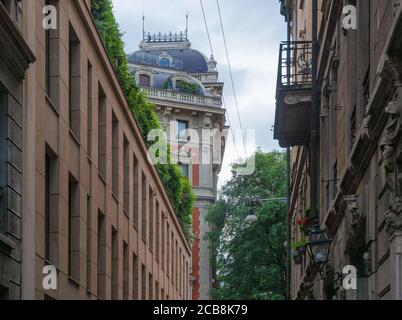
xmin=385 ymin=197 xmax=402 ymax=236
xmin=283 ymin=94 xmax=311 ymax=105
xmin=343 ymin=195 xmax=360 ymax=230
xmin=380 ymin=100 xmax=402 ymax=193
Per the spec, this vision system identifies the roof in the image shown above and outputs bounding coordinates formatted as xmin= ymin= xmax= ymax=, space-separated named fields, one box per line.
xmin=128 ymin=48 xmax=209 ymax=73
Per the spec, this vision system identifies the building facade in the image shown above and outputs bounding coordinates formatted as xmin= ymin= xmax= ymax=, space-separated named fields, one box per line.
xmin=0 ymin=0 xmax=35 ymax=300
xmin=129 ymin=35 xmax=227 ymax=300
xmin=275 ymin=0 xmax=402 ymax=299
xmin=1 ymin=0 xmax=191 ymax=300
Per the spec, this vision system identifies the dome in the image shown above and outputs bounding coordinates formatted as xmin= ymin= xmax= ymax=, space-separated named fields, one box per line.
xmin=128 ymin=48 xmax=209 ymax=73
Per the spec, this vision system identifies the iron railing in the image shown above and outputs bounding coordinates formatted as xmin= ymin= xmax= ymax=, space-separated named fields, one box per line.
xmin=277 ymin=41 xmax=313 ymax=89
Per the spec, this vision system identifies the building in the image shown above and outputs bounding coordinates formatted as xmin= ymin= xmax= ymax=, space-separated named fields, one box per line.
xmin=129 ymin=31 xmax=227 ymax=300
xmin=1 ymin=0 xmax=191 ymax=300
xmin=275 ymin=0 xmax=402 ymax=299
xmin=0 ymin=0 xmax=35 ymax=299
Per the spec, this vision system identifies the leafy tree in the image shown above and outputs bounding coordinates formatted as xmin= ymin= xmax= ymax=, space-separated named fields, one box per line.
xmin=91 ymin=0 xmax=194 ymax=239
xmin=207 ymin=151 xmax=288 ymax=300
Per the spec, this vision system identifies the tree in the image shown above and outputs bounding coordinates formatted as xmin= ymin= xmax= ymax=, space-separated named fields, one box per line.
xmin=91 ymin=0 xmax=194 ymax=240
xmin=207 ymin=151 xmax=288 ymax=300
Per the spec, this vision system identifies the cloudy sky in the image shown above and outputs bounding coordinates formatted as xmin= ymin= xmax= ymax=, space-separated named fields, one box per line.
xmin=111 ymin=0 xmax=287 ymax=187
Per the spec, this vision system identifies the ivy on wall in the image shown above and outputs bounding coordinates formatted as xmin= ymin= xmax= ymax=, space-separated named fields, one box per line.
xmin=91 ymin=0 xmax=194 ymax=240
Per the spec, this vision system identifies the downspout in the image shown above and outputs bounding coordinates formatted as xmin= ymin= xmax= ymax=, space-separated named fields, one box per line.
xmin=286 ymin=8 xmax=292 ymax=301
xmin=310 ymin=0 xmax=319 ymax=223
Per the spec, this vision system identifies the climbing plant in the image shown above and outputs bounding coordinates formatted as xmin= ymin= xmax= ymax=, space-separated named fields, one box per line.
xmin=91 ymin=0 xmax=194 ymax=240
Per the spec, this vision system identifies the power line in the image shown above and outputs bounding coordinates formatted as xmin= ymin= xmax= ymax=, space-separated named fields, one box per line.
xmin=216 ymin=0 xmax=248 ymax=158
xmin=200 ymin=0 xmax=214 ymax=57
xmin=199 ymin=0 xmax=240 ymax=161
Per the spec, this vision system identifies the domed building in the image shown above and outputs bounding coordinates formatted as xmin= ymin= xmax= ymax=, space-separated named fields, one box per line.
xmin=129 ymin=30 xmax=228 ymax=300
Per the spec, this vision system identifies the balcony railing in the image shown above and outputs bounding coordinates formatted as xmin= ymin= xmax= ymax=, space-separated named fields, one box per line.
xmin=274 ymin=41 xmax=312 ymax=148
xmin=142 ymin=87 xmax=222 ymax=108
xmin=277 ymin=41 xmax=312 ymax=89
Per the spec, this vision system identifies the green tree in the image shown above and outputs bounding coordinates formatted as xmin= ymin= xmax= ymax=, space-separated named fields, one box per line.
xmin=91 ymin=0 xmax=194 ymax=240
xmin=207 ymin=151 xmax=288 ymax=300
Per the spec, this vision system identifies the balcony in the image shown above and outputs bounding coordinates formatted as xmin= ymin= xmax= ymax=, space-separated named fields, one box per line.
xmin=142 ymin=87 xmax=222 ymax=108
xmin=274 ymin=41 xmax=312 ymax=148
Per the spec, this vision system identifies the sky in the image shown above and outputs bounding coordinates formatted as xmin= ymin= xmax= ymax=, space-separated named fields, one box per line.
xmin=111 ymin=0 xmax=287 ymax=187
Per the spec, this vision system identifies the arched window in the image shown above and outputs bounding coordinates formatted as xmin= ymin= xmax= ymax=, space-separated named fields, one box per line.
xmin=159 ymin=58 xmax=170 ymax=68
xmin=139 ymin=74 xmax=151 ymax=87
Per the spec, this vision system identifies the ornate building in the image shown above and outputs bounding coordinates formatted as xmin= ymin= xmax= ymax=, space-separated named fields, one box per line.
xmin=275 ymin=0 xmax=402 ymax=299
xmin=129 ymin=30 xmax=227 ymax=300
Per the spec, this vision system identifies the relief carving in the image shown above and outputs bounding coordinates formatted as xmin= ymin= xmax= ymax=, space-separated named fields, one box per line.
xmin=380 ymin=100 xmax=402 ymax=193
xmin=385 ymin=197 xmax=402 ymax=236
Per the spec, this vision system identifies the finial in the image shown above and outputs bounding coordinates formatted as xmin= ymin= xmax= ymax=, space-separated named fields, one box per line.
xmin=142 ymin=14 xmax=146 ymax=40
xmin=185 ymin=12 xmax=189 ymax=40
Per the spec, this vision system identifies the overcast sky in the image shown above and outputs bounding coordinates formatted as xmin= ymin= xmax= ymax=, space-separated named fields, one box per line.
xmin=111 ymin=0 xmax=287 ymax=187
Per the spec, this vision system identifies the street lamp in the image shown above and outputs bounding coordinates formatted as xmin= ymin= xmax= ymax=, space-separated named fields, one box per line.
xmin=305 ymin=225 xmax=345 ymax=286
xmin=244 ymin=209 xmax=258 ymax=224
xmin=243 ymin=198 xmax=287 ymax=224
xmin=306 ymin=225 xmax=332 ymax=275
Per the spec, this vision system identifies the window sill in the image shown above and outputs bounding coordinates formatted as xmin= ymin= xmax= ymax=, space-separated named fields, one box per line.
xmin=123 ymin=209 xmax=129 ymax=219
xmin=69 ymin=129 xmax=80 ymax=147
xmin=98 ymin=172 xmax=106 ymax=186
xmin=68 ymin=276 xmax=80 ymax=287
xmin=0 ymin=233 xmax=15 ymax=253
xmin=45 ymin=94 xmax=59 ymax=116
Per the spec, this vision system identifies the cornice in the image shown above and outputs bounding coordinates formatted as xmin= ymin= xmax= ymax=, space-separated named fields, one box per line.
xmin=0 ymin=4 xmax=35 ymax=79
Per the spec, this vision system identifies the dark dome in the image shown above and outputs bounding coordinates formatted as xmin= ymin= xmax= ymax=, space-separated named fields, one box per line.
xmin=128 ymin=49 xmax=208 ymax=73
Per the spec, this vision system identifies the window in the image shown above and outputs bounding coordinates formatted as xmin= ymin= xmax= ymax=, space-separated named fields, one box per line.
xmin=177 ymin=120 xmax=189 ymax=142
xmin=86 ymin=195 xmax=92 ymax=291
xmin=98 ymin=84 xmax=107 ymax=180
xmin=97 ymin=211 xmax=106 ymax=299
xmin=156 ymin=202 xmax=160 ymax=261
xmin=0 ymin=91 xmax=4 ymax=232
xmin=45 ymin=147 xmax=57 ymax=263
xmin=123 ymin=136 xmax=129 ymax=214
xmin=68 ymin=174 xmax=79 ymax=280
xmin=87 ymin=62 xmax=93 ymax=157
xmin=149 ymin=274 xmax=153 ymax=300
xmin=171 ymin=232 xmax=174 ymax=283
xmin=69 ymin=24 xmax=81 ymax=138
xmin=161 ymin=216 xmax=165 ymax=270
xmin=139 ymin=74 xmax=151 ymax=87
xmin=133 ymin=155 xmax=139 ymax=227
xmin=133 ymin=254 xmax=139 ymax=300
xmin=111 ymin=227 xmax=118 ymax=299
xmin=141 ymin=173 xmax=147 ymax=240
xmin=123 ymin=242 xmax=129 ymax=300
xmin=159 ymin=58 xmax=170 ymax=67
xmin=141 ymin=264 xmax=147 ymax=300
xmin=149 ymin=187 xmax=154 ymax=251
xmin=179 ymin=163 xmax=189 ymax=179
xmin=112 ymin=112 xmax=119 ymax=197
xmin=167 ymin=223 xmax=170 ymax=277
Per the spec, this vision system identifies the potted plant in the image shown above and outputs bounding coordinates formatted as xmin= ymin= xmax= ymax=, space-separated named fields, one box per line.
xmin=295 ymin=208 xmax=311 ymax=236
xmin=291 ymin=240 xmax=307 ymax=265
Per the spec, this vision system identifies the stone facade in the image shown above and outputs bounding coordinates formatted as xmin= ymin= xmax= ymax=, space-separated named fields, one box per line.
xmin=277 ymin=0 xmax=402 ymax=300
xmin=0 ymin=0 xmax=35 ymax=299
xmin=1 ymin=0 xmax=191 ymax=300
xmin=129 ymin=38 xmax=227 ymax=300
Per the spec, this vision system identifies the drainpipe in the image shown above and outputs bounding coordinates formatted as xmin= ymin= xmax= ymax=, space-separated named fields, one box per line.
xmin=310 ymin=0 xmax=319 ymax=224
xmin=286 ymin=8 xmax=292 ymax=301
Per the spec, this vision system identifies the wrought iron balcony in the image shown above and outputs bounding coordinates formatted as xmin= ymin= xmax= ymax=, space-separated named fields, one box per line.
xmin=274 ymin=41 xmax=312 ymax=148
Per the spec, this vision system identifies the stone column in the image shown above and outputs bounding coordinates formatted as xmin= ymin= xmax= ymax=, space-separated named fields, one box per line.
xmin=385 ymin=198 xmax=402 ymax=300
